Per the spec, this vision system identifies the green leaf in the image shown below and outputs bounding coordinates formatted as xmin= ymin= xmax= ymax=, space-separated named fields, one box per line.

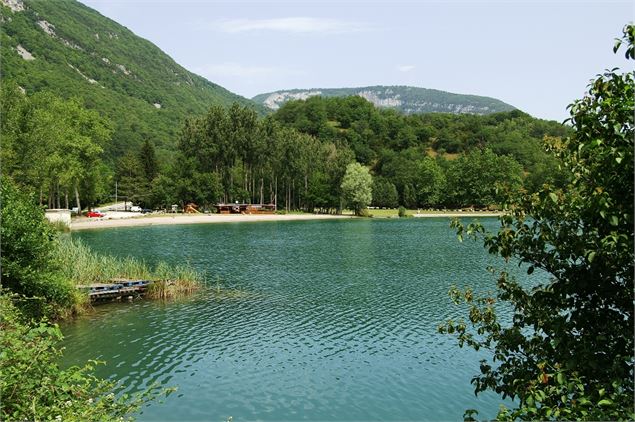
xmin=587 ymin=251 xmax=596 ymax=262
xmin=556 ymin=372 xmax=565 ymax=385
xmin=526 ymin=395 xmax=534 ymax=407
xmin=549 ymin=192 xmax=558 ymax=203
xmin=610 ymin=215 xmax=619 ymax=226
xmin=598 ymin=399 xmax=614 ymax=406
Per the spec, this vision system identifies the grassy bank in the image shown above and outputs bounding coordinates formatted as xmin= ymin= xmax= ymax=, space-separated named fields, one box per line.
xmin=55 ymin=238 xmax=202 ymax=300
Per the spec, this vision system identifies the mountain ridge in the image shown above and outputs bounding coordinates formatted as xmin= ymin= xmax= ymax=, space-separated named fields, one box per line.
xmin=253 ymin=85 xmax=516 ymax=115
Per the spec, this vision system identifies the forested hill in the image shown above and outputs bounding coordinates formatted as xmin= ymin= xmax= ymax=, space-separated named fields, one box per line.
xmin=253 ymin=85 xmax=516 ymax=115
xmin=0 ymin=0 xmax=262 ymax=159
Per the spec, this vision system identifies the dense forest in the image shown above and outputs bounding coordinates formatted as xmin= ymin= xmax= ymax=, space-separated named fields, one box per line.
xmin=110 ymin=94 xmax=573 ymax=213
xmin=1 ymin=77 xmax=572 ymax=213
xmin=0 ymin=0 xmax=261 ymax=160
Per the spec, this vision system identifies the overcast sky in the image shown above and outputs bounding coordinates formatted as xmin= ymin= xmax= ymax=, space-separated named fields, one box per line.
xmin=81 ymin=0 xmax=632 ymax=121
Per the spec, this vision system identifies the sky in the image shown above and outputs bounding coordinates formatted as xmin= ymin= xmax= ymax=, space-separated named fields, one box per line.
xmin=81 ymin=0 xmax=633 ymax=122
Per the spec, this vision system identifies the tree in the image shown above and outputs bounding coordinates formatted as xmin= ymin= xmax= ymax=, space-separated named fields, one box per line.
xmin=402 ymin=183 xmax=417 ymax=209
xmin=139 ymin=139 xmax=159 ymax=182
xmin=116 ymin=151 xmax=145 ymax=207
xmin=416 ymin=157 xmax=445 ymax=208
xmin=0 ymin=178 xmax=75 ymax=318
xmin=441 ymin=25 xmax=634 ymax=420
xmin=0 ymin=87 xmax=111 ymax=211
xmin=445 ymin=148 xmax=523 ymax=208
xmin=372 ymin=177 xmax=399 ymax=208
xmin=341 ymin=162 xmax=373 ymax=216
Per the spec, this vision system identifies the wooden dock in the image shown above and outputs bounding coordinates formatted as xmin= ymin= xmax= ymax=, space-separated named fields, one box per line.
xmin=78 ymin=279 xmax=151 ymax=302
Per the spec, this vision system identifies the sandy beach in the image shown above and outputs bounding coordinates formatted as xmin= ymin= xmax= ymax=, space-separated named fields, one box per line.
xmin=70 ymin=211 xmax=502 ymax=231
xmin=71 ymin=213 xmax=354 ymax=230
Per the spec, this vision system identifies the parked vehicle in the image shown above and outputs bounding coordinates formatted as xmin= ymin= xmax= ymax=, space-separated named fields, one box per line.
xmin=130 ymin=205 xmax=142 ymax=212
xmin=86 ymin=211 xmax=105 ymax=218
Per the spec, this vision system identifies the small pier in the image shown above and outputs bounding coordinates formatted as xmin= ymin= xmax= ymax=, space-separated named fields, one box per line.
xmin=78 ymin=279 xmax=151 ymax=302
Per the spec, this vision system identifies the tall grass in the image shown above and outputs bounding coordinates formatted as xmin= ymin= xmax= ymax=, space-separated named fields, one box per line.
xmin=54 ymin=238 xmax=201 ymax=299
xmin=146 ymin=261 xmax=200 ymax=299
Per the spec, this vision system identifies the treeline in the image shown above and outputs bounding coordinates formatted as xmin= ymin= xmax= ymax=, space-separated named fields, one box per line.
xmin=123 ymin=96 xmax=568 ymax=211
xmin=122 ymin=104 xmax=354 ymax=212
xmin=2 ymin=80 xmax=571 ymax=213
xmin=0 ymin=82 xmax=112 ymax=211
xmin=273 ymin=96 xmax=571 ymax=205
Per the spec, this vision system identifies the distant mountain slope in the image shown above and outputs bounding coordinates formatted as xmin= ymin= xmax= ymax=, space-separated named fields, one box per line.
xmin=0 ymin=0 xmax=262 ymax=158
xmin=253 ymin=85 xmax=516 ymax=115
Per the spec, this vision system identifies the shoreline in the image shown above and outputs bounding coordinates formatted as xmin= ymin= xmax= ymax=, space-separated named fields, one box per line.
xmin=70 ymin=211 xmax=502 ymax=231
xmin=71 ymin=213 xmax=353 ymax=230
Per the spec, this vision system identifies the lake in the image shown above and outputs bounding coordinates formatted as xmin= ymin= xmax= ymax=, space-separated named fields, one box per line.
xmin=61 ymin=218 xmax=535 ymax=421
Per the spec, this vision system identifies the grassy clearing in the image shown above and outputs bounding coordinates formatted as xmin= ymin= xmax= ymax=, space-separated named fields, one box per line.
xmin=364 ymin=208 xmax=421 ymax=217
xmin=54 ymin=238 xmax=202 ymax=299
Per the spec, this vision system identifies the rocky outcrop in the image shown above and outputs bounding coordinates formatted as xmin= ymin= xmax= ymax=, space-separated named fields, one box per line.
xmin=254 ymin=85 xmax=515 ymax=115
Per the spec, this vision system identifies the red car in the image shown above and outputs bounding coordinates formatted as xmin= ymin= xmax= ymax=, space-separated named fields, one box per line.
xmin=86 ymin=211 xmax=105 ymax=218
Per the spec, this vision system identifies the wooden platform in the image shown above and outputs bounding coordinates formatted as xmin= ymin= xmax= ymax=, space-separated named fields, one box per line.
xmin=78 ymin=279 xmax=151 ymax=301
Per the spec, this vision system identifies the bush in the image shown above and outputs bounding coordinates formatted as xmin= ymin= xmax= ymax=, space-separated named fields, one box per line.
xmin=0 ymin=178 xmax=76 ymax=318
xmin=398 ymin=206 xmax=406 ymax=218
xmin=442 ymin=25 xmax=635 ymax=420
xmin=0 ymin=294 xmax=172 ymax=421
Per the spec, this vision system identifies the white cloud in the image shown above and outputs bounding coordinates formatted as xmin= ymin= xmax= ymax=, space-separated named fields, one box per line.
xmin=212 ymin=17 xmax=369 ymax=34
xmin=397 ymin=65 xmax=416 ymax=72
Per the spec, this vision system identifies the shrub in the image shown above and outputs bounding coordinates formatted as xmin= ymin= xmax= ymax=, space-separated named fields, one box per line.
xmin=0 ymin=178 xmax=75 ymax=318
xmin=0 ymin=294 xmax=173 ymax=421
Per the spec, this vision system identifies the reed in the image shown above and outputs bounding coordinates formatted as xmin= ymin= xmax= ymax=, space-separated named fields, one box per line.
xmin=54 ymin=238 xmax=201 ymax=299
xmin=146 ymin=261 xmax=200 ymax=299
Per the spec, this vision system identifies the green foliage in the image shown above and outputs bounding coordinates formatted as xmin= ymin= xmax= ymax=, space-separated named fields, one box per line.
xmin=398 ymin=206 xmax=406 ymax=218
xmin=0 ymin=0 xmax=262 ymax=160
xmin=441 ymin=25 xmax=635 ymax=420
xmin=139 ymin=139 xmax=158 ymax=182
xmin=372 ymin=177 xmax=399 ymax=208
xmin=0 ymin=178 xmax=75 ymax=318
xmin=341 ymin=162 xmax=373 ymax=215
xmin=54 ymin=237 xmax=201 ymax=289
xmin=272 ymin=94 xmax=569 ymax=208
xmin=175 ymin=104 xmax=355 ymax=213
xmin=445 ymin=148 xmax=523 ymax=207
xmin=0 ymin=294 xmax=173 ymax=421
xmin=415 ymin=157 xmax=446 ymax=207
xmin=1 ymin=83 xmax=112 ymax=210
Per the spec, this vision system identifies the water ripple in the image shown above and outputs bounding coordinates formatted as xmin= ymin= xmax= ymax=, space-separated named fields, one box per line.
xmin=61 ymin=219 xmax=539 ymax=421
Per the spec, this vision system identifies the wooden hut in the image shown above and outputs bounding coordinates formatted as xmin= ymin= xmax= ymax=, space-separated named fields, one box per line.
xmin=216 ymin=203 xmax=276 ymax=214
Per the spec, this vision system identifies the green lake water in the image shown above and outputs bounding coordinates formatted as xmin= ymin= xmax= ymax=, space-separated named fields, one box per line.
xmin=61 ymin=218 xmax=540 ymax=421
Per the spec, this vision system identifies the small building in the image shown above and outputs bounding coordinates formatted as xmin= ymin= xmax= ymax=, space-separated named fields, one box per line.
xmin=216 ymin=203 xmax=276 ymax=214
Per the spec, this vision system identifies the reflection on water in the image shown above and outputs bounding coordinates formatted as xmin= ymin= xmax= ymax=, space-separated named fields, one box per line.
xmin=61 ymin=218 xmax=539 ymax=421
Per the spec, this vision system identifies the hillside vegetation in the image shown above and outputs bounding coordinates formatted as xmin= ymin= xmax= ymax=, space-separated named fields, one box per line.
xmin=270 ymin=96 xmax=571 ymax=207
xmin=0 ymin=0 xmax=261 ymax=160
xmin=0 ymin=0 xmax=570 ymax=213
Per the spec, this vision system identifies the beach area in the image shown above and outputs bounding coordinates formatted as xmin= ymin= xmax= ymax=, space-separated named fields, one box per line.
xmin=71 ymin=213 xmax=353 ymax=230
xmin=70 ymin=211 xmax=502 ymax=231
